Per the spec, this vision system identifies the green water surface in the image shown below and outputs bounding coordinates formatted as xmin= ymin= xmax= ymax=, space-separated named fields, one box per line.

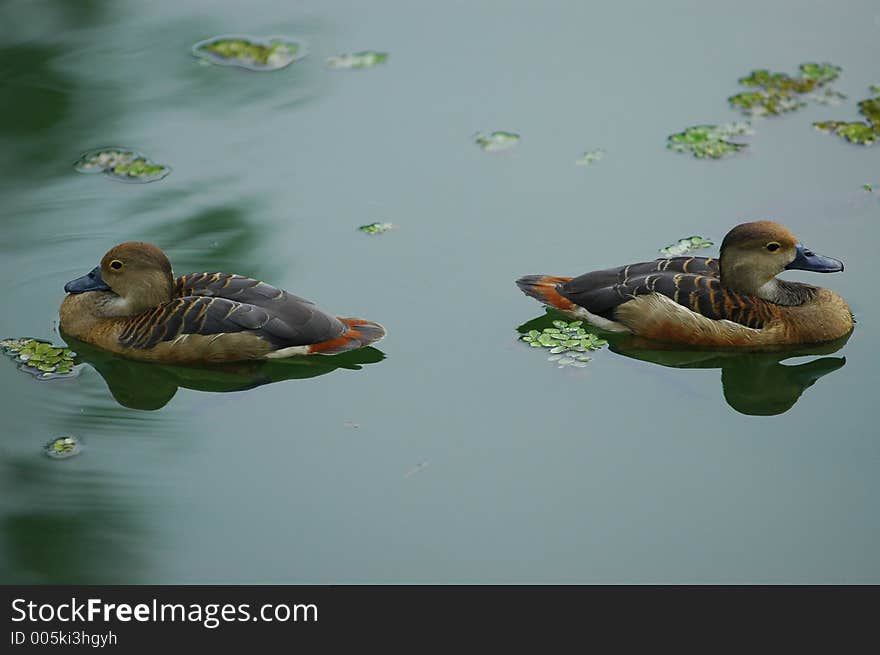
xmin=1 ymin=0 xmax=878 ymax=583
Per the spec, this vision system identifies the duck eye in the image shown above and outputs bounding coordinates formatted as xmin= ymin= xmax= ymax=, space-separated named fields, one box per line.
xmin=766 ymin=242 xmax=781 ymax=252
xmin=109 ymin=259 xmax=124 ymax=270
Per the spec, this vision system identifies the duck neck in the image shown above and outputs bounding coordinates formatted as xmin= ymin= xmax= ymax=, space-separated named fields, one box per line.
xmin=725 ymin=275 xmax=818 ymax=306
xmin=756 ymin=278 xmax=818 ymax=306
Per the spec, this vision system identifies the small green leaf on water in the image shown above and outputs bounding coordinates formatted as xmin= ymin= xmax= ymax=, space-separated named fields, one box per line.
xmin=327 ymin=51 xmax=388 ymax=70
xmin=474 ymin=131 xmax=520 ymax=152
xmin=659 ymin=235 xmax=714 ymax=257
xmin=358 ymin=222 xmax=396 ymax=235
xmin=576 ymin=149 xmax=605 ymax=166
xmin=44 ymin=436 xmax=82 ymax=460
xmin=192 ymin=35 xmax=306 ymax=71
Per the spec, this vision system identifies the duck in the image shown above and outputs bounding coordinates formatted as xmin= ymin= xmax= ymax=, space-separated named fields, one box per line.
xmin=516 ymin=221 xmax=853 ymax=347
xmin=60 ymin=242 xmax=386 ymax=363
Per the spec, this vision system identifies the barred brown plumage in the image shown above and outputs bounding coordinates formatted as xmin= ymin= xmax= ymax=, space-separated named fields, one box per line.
xmin=60 ymin=242 xmax=386 ymax=362
xmin=516 ymin=221 xmax=852 ymax=347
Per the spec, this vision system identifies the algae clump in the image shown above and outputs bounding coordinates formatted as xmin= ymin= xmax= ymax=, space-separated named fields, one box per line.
xmin=327 ymin=51 xmax=388 ymax=69
xmin=667 ymin=123 xmax=752 ymax=159
xmin=193 ymin=36 xmax=306 ymax=71
xmin=814 ymin=89 xmax=880 ymax=146
xmin=74 ymin=148 xmax=170 ymax=183
xmin=475 ymin=131 xmax=520 ymax=152
xmin=520 ymin=321 xmax=608 ymax=368
xmin=1 ymin=338 xmax=78 ymax=379
xmin=729 ymin=62 xmax=842 ymax=117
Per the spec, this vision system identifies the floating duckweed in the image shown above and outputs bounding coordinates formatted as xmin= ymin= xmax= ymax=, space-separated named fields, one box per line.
xmin=808 ymin=88 xmax=847 ymax=106
xmin=74 ymin=148 xmax=170 ymax=183
xmin=660 ymin=236 xmax=714 ymax=257
xmin=667 ymin=123 xmax=752 ymax=159
xmin=814 ymin=90 xmax=880 ymax=146
xmin=521 ymin=321 xmax=607 ymax=368
xmin=327 ymin=51 xmax=388 ymax=70
xmin=814 ymin=121 xmax=877 ymax=145
xmin=1 ymin=338 xmax=78 ymax=379
xmin=192 ymin=35 xmax=306 ymax=71
xmin=474 ymin=131 xmax=520 ymax=152
xmin=44 ymin=436 xmax=82 ymax=460
xmin=729 ymin=62 xmax=842 ymax=117
xmin=576 ymin=149 xmax=606 ymax=166
xmin=358 ymin=222 xmax=395 ymax=235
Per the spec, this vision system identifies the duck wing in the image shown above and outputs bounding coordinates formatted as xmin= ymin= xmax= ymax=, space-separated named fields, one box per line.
xmin=172 ymin=272 xmax=347 ymax=341
xmin=119 ymin=276 xmax=347 ymax=351
xmin=559 ymin=259 xmax=772 ymax=329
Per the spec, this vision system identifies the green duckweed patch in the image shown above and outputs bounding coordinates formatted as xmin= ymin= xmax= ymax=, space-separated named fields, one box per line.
xmin=1 ymin=338 xmax=78 ymax=379
xmin=74 ymin=148 xmax=170 ymax=183
xmin=667 ymin=123 xmax=752 ymax=159
xmin=358 ymin=222 xmax=395 ymax=235
xmin=44 ymin=436 xmax=82 ymax=460
xmin=660 ymin=236 xmax=714 ymax=257
xmin=192 ymin=36 xmax=307 ymax=71
xmin=576 ymin=149 xmax=606 ymax=166
xmin=814 ymin=90 xmax=880 ymax=146
xmin=475 ymin=131 xmax=520 ymax=152
xmin=520 ymin=321 xmax=608 ymax=368
xmin=729 ymin=62 xmax=842 ymax=117
xmin=327 ymin=51 xmax=388 ymax=70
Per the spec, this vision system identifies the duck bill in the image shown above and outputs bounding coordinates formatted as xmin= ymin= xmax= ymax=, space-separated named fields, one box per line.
xmin=64 ymin=266 xmax=111 ymax=293
xmin=785 ymin=244 xmax=844 ymax=273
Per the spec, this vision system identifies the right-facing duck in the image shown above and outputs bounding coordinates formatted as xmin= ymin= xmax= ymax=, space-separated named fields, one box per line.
xmin=517 ymin=221 xmax=853 ymax=347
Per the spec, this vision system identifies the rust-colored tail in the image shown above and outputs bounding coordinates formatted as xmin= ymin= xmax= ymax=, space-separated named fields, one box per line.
xmin=516 ymin=275 xmax=574 ymax=310
xmin=308 ymin=318 xmax=386 ymax=355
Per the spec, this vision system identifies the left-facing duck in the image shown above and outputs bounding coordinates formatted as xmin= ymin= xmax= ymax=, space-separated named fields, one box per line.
xmin=60 ymin=242 xmax=385 ymax=363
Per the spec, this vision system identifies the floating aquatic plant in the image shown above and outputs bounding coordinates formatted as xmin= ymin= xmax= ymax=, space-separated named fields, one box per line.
xmin=74 ymin=148 xmax=170 ymax=183
xmin=576 ymin=149 xmax=605 ymax=166
xmin=44 ymin=436 xmax=82 ymax=460
xmin=474 ymin=131 xmax=520 ymax=152
xmin=1 ymin=338 xmax=78 ymax=379
xmin=808 ymin=88 xmax=847 ymax=106
xmin=192 ymin=36 xmax=306 ymax=71
xmin=814 ymin=89 xmax=880 ymax=146
xmin=327 ymin=51 xmax=388 ymax=70
xmin=667 ymin=122 xmax=752 ymax=159
xmin=659 ymin=236 xmax=714 ymax=257
xmin=729 ymin=62 xmax=842 ymax=117
xmin=358 ymin=222 xmax=395 ymax=235
xmin=520 ymin=321 xmax=608 ymax=368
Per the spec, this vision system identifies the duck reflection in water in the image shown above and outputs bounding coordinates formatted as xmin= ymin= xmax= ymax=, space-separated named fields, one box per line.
xmin=517 ymin=312 xmax=849 ymax=416
xmin=62 ymin=333 xmax=385 ymax=411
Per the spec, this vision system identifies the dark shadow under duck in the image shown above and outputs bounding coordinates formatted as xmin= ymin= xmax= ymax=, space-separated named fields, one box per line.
xmin=62 ymin=333 xmax=385 ymax=411
xmin=516 ymin=310 xmax=849 ymax=416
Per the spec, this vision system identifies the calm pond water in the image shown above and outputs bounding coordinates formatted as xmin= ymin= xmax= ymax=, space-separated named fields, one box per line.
xmin=1 ymin=0 xmax=878 ymax=583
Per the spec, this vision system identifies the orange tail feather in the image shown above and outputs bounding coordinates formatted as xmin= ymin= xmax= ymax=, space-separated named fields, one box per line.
xmin=308 ymin=318 xmax=386 ymax=355
xmin=516 ymin=275 xmax=574 ymax=310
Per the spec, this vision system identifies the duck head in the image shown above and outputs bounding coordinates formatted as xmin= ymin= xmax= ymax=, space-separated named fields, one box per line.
xmin=64 ymin=242 xmax=174 ymax=316
xmin=718 ymin=221 xmax=843 ymax=302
